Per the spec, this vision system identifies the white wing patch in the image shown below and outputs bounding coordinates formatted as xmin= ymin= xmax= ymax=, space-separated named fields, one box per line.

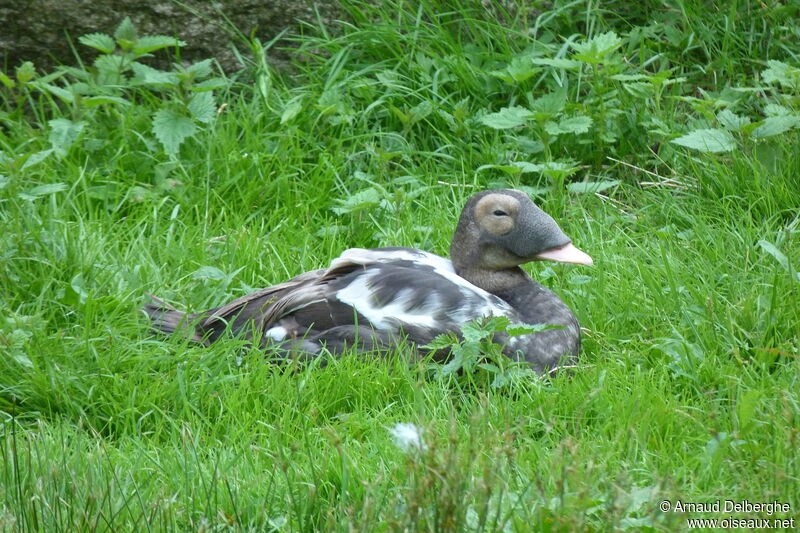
xmin=336 ymin=271 xmax=439 ymax=330
xmin=265 ymin=326 xmax=288 ymax=341
xmin=333 ymin=248 xmax=519 ymax=331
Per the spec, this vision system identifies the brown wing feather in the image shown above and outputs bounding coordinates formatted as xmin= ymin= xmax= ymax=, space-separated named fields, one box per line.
xmin=144 ymin=252 xmax=371 ymax=345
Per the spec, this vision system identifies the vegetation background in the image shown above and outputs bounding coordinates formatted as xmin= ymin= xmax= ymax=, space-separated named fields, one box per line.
xmin=1 ymin=0 xmax=798 ymax=530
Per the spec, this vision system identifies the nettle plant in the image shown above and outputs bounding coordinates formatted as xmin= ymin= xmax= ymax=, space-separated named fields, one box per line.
xmin=670 ymin=60 xmax=800 ymax=154
xmin=477 ymin=31 xmax=681 ymax=194
xmin=0 ymin=17 xmax=225 ymax=165
xmin=422 ymin=316 xmax=559 ymax=390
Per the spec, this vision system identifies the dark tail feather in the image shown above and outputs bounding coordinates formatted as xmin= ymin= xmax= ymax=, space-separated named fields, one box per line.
xmin=142 ymin=295 xmax=205 ymax=343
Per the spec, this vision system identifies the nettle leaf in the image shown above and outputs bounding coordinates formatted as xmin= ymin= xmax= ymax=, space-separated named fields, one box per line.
xmin=48 ymin=118 xmax=86 ymax=154
xmin=152 ymin=108 xmax=197 ymax=155
xmin=131 ymin=62 xmax=179 ymax=86
xmin=133 ymin=35 xmax=184 ymax=55
xmin=761 ymin=60 xmax=800 ymax=91
xmin=531 ymin=58 xmax=581 ymax=70
xmin=191 ymin=78 xmax=227 ymax=92
xmin=572 ymin=31 xmax=622 ymax=64
xmin=188 ymin=91 xmax=216 ymax=124
xmin=83 ymin=95 xmax=130 ymax=107
xmin=544 ymin=115 xmax=592 ymax=136
xmin=20 ymin=150 xmax=54 ymax=170
xmin=331 ymin=187 xmax=383 ymax=215
xmin=19 ymin=182 xmax=68 ymax=201
xmin=79 ymin=33 xmax=116 ymax=53
xmin=716 ymin=109 xmax=750 ymax=131
xmin=567 ymin=180 xmax=620 ymax=194
xmin=185 ymin=58 xmax=214 ymax=79
xmin=496 ymin=56 xmax=540 ymax=83
xmin=36 ymin=83 xmax=74 ymax=104
xmin=479 ymin=106 xmax=531 ymax=129
xmin=409 ymin=100 xmax=433 ymax=122
xmin=506 ymin=323 xmax=559 ymax=336
xmin=376 ymin=70 xmax=404 ymax=89
xmin=16 ymin=61 xmax=36 ymax=84
xmin=422 ymin=332 xmax=458 ymax=351
xmin=764 ymin=103 xmax=791 ymax=117
xmin=192 ymin=266 xmax=227 ymax=281
xmin=114 ymin=17 xmax=138 ymax=48
xmin=530 ymin=90 xmax=567 ymax=117
xmin=670 ymin=128 xmax=736 ymax=153
xmin=751 ymin=115 xmax=800 ymax=138
xmin=94 ymin=55 xmax=128 ymax=75
xmin=281 ymin=97 xmax=303 ymax=124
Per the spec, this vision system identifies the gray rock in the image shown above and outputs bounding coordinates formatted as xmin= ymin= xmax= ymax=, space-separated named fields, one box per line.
xmin=0 ymin=0 xmax=344 ymax=72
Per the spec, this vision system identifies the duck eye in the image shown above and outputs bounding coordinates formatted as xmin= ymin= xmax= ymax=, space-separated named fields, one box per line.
xmin=493 ymin=209 xmax=508 ymax=217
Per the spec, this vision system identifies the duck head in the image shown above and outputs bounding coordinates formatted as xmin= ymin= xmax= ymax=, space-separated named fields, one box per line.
xmin=450 ymin=189 xmax=592 ymax=274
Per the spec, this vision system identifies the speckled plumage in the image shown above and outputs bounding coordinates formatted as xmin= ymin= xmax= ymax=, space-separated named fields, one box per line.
xmin=144 ymin=189 xmax=592 ymax=373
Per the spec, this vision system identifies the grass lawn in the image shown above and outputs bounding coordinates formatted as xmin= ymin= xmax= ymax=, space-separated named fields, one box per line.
xmin=1 ymin=1 xmax=799 ymax=530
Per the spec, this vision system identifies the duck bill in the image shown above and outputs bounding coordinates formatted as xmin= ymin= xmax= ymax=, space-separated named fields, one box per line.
xmin=533 ymin=242 xmax=593 ymax=266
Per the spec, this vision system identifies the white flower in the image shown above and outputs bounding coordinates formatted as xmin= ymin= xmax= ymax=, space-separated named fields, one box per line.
xmin=388 ymin=423 xmax=426 ymax=452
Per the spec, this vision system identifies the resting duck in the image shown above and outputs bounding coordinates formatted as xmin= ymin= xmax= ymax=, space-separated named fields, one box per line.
xmin=144 ymin=189 xmax=592 ymax=373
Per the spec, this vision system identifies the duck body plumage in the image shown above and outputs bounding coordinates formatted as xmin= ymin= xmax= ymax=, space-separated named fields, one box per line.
xmin=145 ymin=190 xmax=592 ymax=373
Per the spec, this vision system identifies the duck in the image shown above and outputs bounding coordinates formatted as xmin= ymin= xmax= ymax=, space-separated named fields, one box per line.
xmin=144 ymin=189 xmax=593 ymax=373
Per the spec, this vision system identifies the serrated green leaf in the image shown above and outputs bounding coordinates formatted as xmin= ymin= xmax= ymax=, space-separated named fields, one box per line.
xmin=530 ymin=90 xmax=567 ymax=116
xmin=185 ymin=58 xmax=213 ymax=79
xmin=510 ymin=161 xmax=543 ymax=173
xmin=152 ymin=108 xmax=197 ymax=155
xmin=751 ymin=115 xmax=800 ymax=138
xmin=281 ymin=97 xmax=303 ymax=124
xmin=422 ymin=332 xmax=458 ymax=351
xmin=572 ymin=31 xmax=622 ymax=64
xmin=15 ymin=62 xmax=36 ymax=84
xmin=20 ymin=150 xmax=54 ymax=171
xmin=409 ymin=100 xmax=433 ymax=122
xmin=82 ymin=95 xmax=131 ymax=107
xmin=27 ymin=183 xmax=68 ymax=197
xmin=761 ymin=60 xmax=800 ymax=91
xmin=95 ymin=54 xmax=127 ymax=75
xmin=670 ymin=128 xmax=736 ymax=153
xmin=131 ymin=62 xmax=179 ymax=86
xmin=78 ymin=33 xmax=116 ymax=53
xmin=506 ymin=323 xmax=557 ymax=336
xmin=191 ymin=78 xmax=228 ymax=92
xmin=48 ymin=118 xmax=86 ymax=154
xmin=545 ymin=115 xmax=592 ymax=136
xmin=609 ymin=74 xmax=649 ymax=82
xmin=493 ymin=56 xmax=540 ymax=83
xmin=716 ymin=109 xmax=750 ymax=131
xmin=133 ymin=35 xmax=184 ymax=55
xmin=114 ymin=17 xmax=138 ymax=46
xmin=36 ymin=83 xmax=74 ymax=104
xmin=439 ymin=349 xmax=465 ymax=376
xmin=764 ymin=103 xmax=791 ymax=117
xmin=192 ymin=266 xmax=226 ymax=281
xmin=479 ymin=106 xmax=531 ymax=129
xmin=567 ymin=180 xmax=620 ymax=194
xmin=531 ymin=58 xmax=581 ymax=69
xmin=331 ymin=187 xmax=382 ymax=215
xmin=188 ymin=92 xmax=215 ymax=124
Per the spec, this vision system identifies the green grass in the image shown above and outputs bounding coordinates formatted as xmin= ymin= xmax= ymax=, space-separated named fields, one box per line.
xmin=1 ymin=1 xmax=799 ymax=530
